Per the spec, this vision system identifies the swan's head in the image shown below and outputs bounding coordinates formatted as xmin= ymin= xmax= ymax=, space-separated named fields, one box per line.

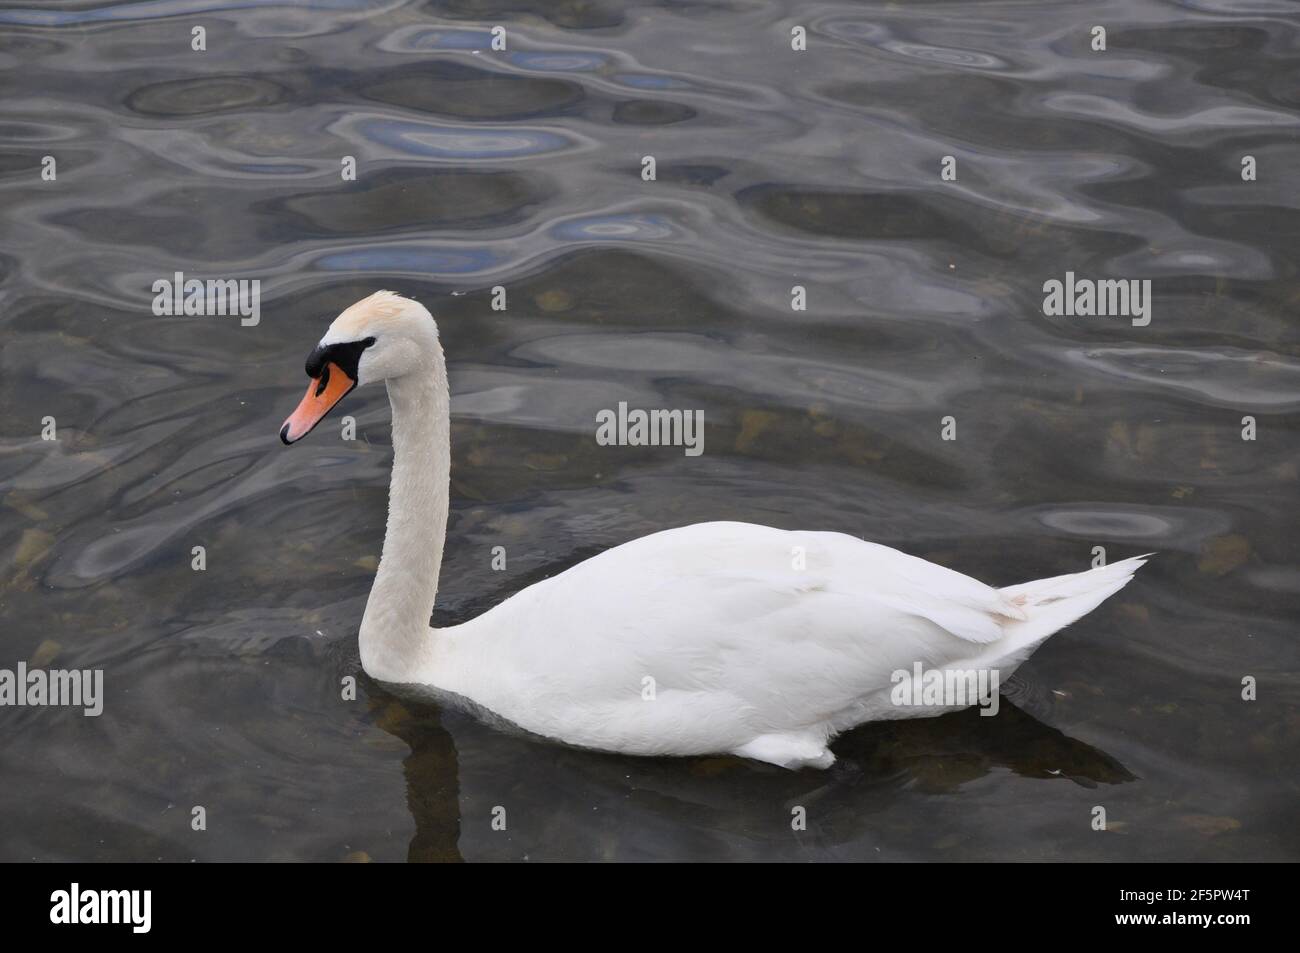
xmin=280 ymin=290 xmax=439 ymax=445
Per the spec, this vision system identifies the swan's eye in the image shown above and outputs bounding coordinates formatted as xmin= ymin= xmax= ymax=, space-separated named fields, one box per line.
xmin=304 ymin=337 xmax=377 ymax=381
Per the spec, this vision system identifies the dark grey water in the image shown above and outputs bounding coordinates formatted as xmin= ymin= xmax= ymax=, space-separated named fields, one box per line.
xmin=1 ymin=0 xmax=1297 ymax=862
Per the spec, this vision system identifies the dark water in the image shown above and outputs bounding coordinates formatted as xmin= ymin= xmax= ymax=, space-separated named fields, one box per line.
xmin=1 ymin=0 xmax=1297 ymax=862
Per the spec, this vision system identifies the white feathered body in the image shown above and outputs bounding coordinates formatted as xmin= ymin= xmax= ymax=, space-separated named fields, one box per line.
xmin=427 ymin=522 xmax=1145 ymax=769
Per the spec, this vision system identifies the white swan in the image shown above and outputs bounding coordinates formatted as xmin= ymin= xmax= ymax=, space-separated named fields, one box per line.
xmin=280 ymin=291 xmax=1147 ymax=769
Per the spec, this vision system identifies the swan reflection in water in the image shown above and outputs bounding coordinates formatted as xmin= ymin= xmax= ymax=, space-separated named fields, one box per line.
xmin=367 ymin=678 xmax=1134 ymax=863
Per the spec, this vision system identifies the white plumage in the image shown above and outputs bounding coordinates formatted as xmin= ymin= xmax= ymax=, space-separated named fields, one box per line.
xmin=436 ymin=524 xmax=1147 ymax=768
xmin=281 ymin=293 xmax=1148 ymax=769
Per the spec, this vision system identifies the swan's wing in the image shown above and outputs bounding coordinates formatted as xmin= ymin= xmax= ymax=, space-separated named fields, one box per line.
xmin=473 ymin=522 xmax=1020 ymax=695
xmin=601 ymin=521 xmax=1023 ymax=640
xmin=822 ymin=534 xmax=1028 ymax=643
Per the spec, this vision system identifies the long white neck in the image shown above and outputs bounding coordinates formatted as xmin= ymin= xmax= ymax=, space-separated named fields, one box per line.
xmin=358 ymin=346 xmax=451 ymax=683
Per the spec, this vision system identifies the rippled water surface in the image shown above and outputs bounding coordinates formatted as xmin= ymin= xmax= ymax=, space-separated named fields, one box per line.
xmin=1 ymin=0 xmax=1297 ymax=861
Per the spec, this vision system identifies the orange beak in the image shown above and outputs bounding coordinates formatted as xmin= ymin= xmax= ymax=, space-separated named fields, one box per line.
xmin=280 ymin=362 xmax=356 ymax=444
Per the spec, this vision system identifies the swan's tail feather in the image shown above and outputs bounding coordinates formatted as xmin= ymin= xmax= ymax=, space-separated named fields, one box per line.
xmin=997 ymin=554 xmax=1151 ymax=655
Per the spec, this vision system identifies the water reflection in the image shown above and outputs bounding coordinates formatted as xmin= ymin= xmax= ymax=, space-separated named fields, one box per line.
xmin=372 ymin=682 xmax=1134 ymax=862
